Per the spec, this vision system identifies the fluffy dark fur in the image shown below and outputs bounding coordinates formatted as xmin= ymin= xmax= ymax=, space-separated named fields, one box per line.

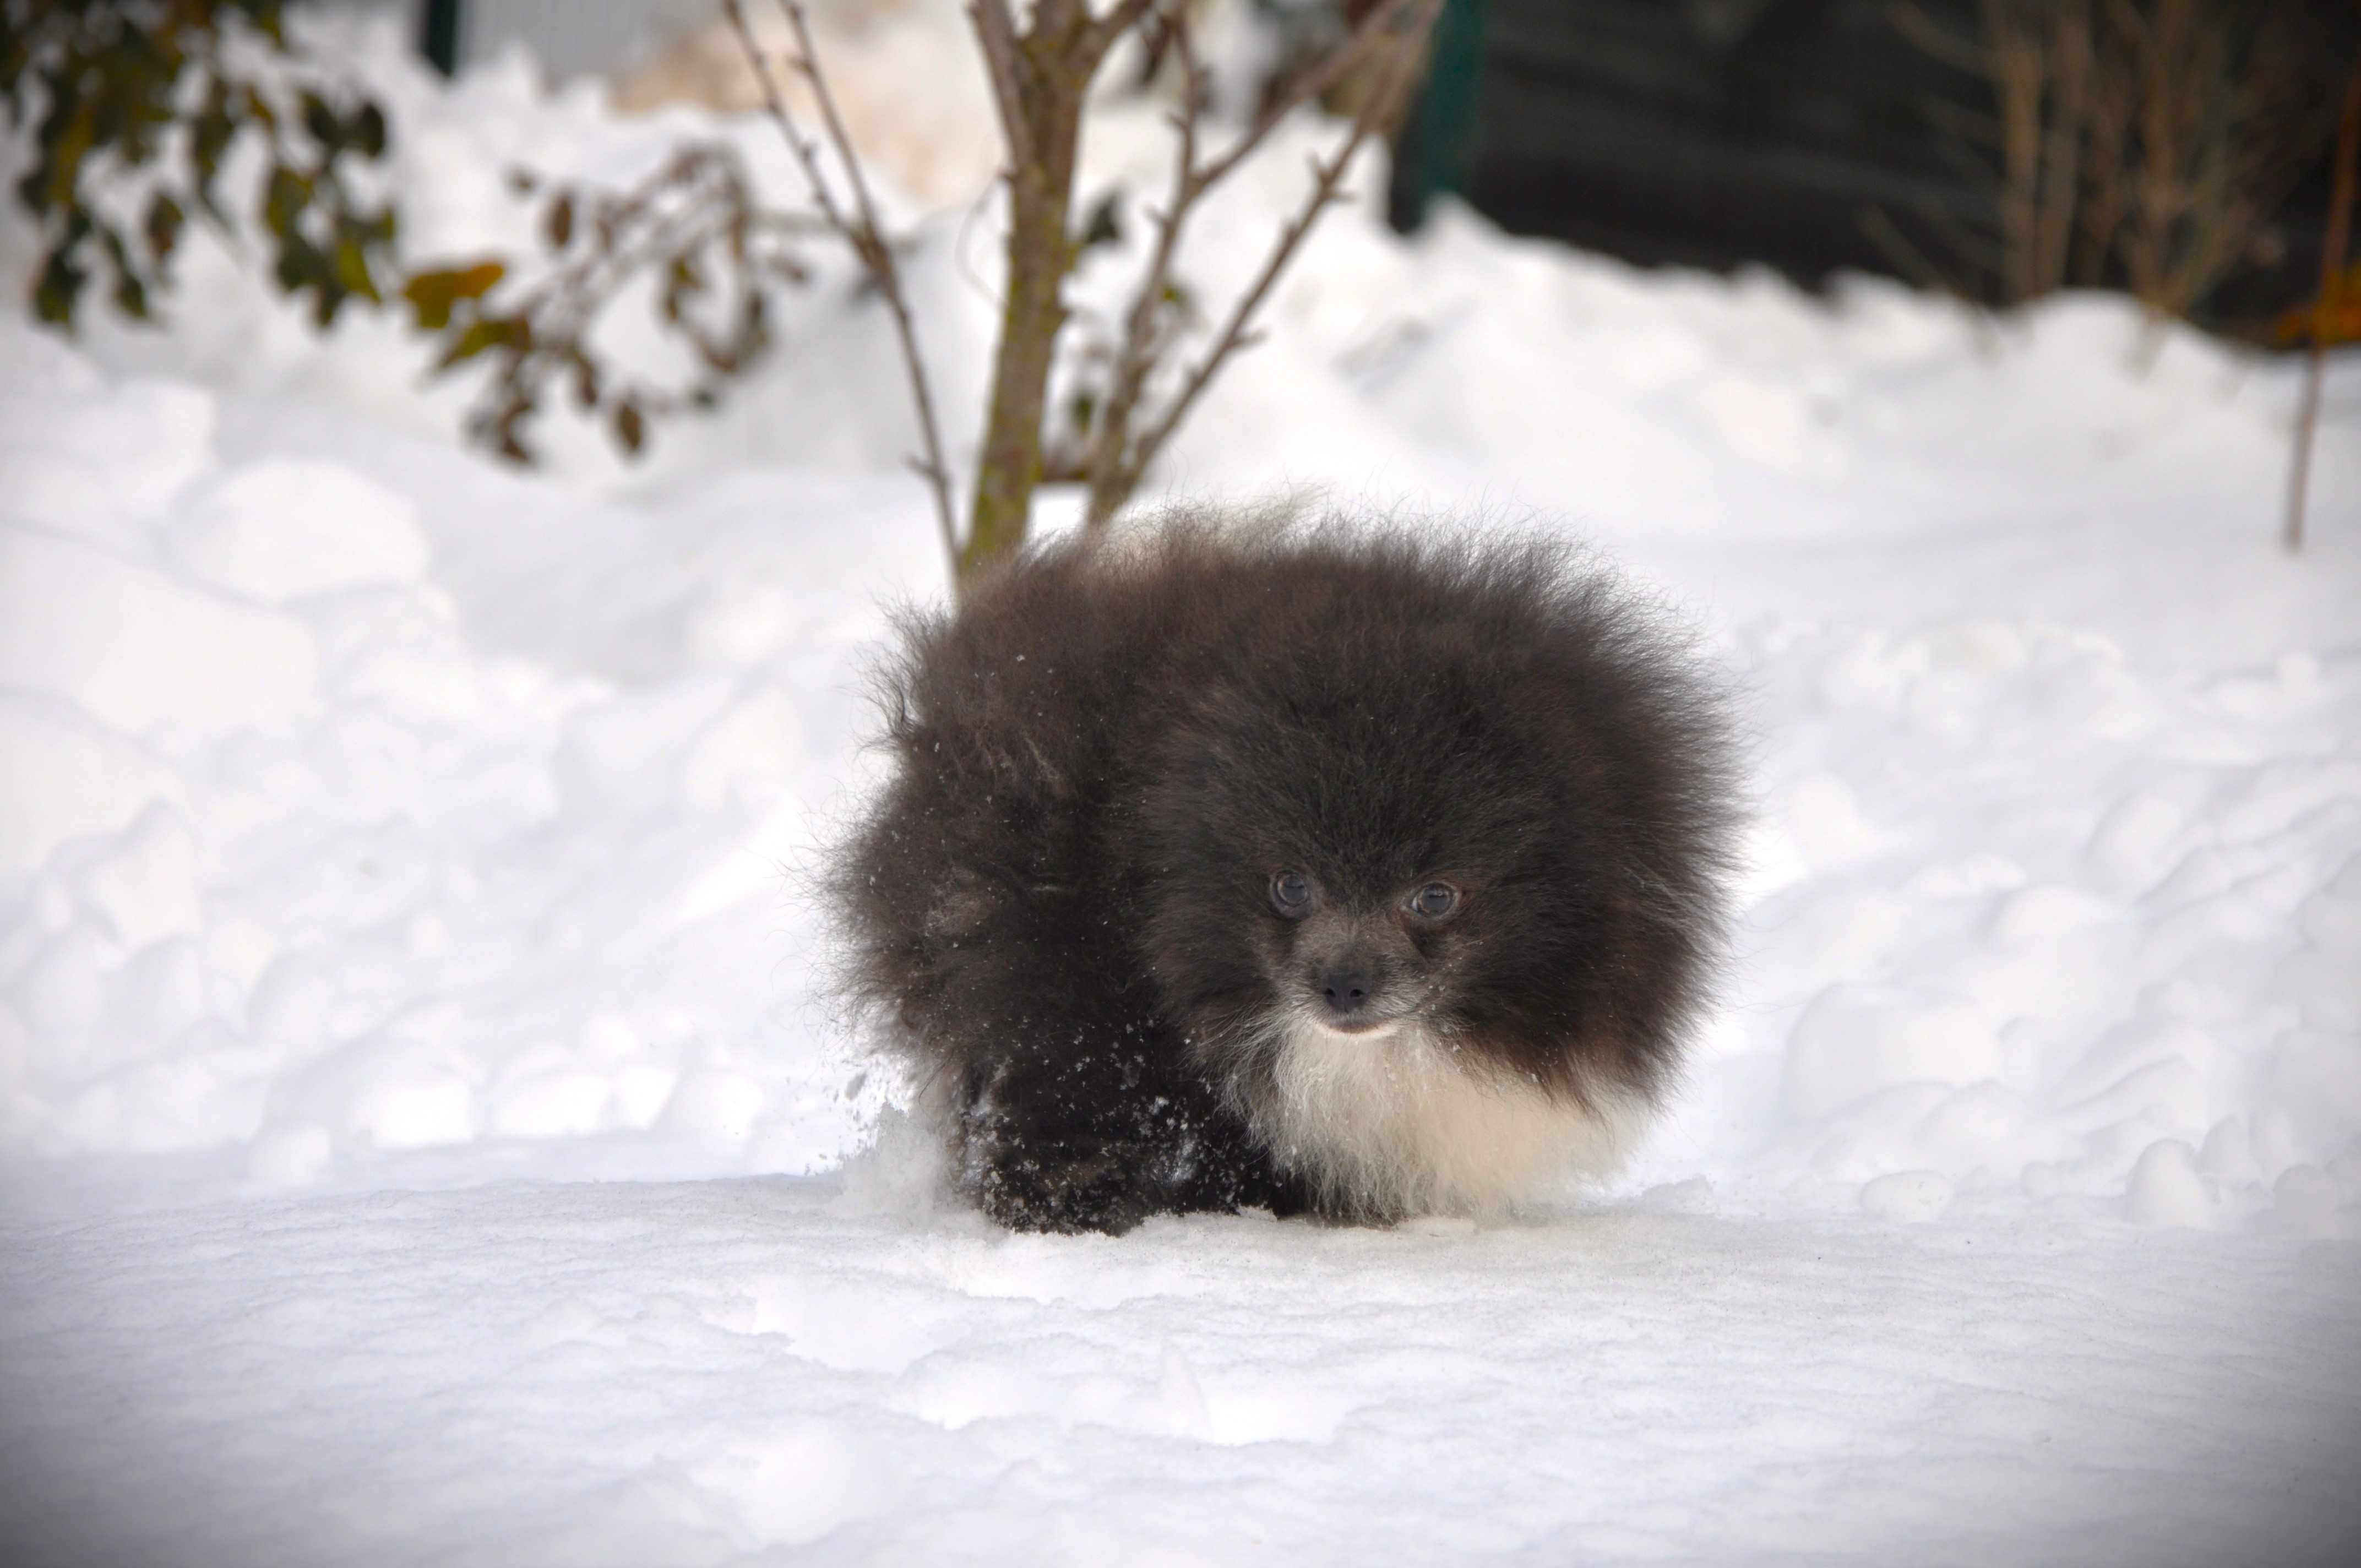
xmin=832 ymin=515 xmax=1737 ymax=1233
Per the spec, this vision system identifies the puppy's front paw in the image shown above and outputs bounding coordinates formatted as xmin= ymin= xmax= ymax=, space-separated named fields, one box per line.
xmin=971 ymin=1137 xmax=1160 ymax=1234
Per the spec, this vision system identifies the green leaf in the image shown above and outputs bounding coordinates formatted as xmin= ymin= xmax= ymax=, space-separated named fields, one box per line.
xmin=144 ymin=193 xmax=185 ymax=262
xmin=330 ymin=233 xmax=379 ymax=302
xmin=401 ymin=260 xmax=506 ymax=331
xmin=273 ymin=233 xmax=323 ymax=295
xmin=1078 ymin=192 xmax=1122 ymax=252
xmin=45 ymin=93 xmax=100 ymax=210
xmin=191 ymin=83 xmax=235 ymax=220
xmin=570 ymin=350 xmax=601 ymax=410
xmin=300 ymin=91 xmax=338 ymax=149
xmin=93 ymin=221 xmax=156 ymax=325
xmin=34 ymin=248 xmax=88 ymax=327
xmin=351 ymin=103 xmax=388 ymax=159
xmin=263 ymin=164 xmax=311 ymax=237
xmin=433 ymin=313 xmax=529 ymax=371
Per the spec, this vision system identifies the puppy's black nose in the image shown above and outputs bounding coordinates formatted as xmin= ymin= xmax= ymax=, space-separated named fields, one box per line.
xmin=1316 ymin=966 xmax=1375 ymax=1021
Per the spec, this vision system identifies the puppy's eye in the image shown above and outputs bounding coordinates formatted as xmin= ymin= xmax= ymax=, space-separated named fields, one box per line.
xmin=1407 ymin=882 xmax=1460 ymax=919
xmin=1270 ymin=870 xmax=1313 ymax=916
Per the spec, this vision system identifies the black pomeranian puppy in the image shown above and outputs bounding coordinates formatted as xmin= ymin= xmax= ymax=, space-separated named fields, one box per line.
xmin=833 ymin=515 xmax=1737 ymax=1233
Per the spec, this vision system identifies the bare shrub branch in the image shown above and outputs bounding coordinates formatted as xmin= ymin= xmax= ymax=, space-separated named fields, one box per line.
xmin=1085 ymin=1 xmax=1163 ymax=62
xmin=969 ymin=0 xmax=1035 ymax=172
xmin=1196 ymin=0 xmax=1428 ymax=189
xmin=725 ymin=0 xmax=959 ymax=568
xmin=1079 ymin=0 xmax=1440 ymax=526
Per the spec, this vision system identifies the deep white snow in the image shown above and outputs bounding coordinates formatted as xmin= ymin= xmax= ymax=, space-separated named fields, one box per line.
xmin=2 ymin=8 xmax=2357 ymax=1564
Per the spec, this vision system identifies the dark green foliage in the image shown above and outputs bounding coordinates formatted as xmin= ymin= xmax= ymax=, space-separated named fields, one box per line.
xmin=2 ymin=0 xmax=399 ymax=330
xmin=2 ymin=3 xmax=813 ymax=469
xmin=407 ymin=146 xmax=816 ymax=464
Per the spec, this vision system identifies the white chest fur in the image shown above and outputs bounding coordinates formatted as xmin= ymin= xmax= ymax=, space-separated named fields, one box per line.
xmin=1243 ymin=1019 xmax=1648 ymax=1219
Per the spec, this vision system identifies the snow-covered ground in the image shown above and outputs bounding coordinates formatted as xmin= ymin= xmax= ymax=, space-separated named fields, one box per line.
xmin=3 ymin=9 xmax=2357 ymax=1563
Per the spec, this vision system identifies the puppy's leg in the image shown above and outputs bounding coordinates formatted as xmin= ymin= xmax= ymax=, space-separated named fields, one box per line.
xmin=950 ymin=1040 xmax=1292 ymax=1233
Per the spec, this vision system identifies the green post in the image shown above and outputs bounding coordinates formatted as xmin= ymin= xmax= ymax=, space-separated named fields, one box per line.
xmin=1393 ymin=0 xmax=1486 ymax=229
xmin=420 ymin=0 xmax=461 ymax=76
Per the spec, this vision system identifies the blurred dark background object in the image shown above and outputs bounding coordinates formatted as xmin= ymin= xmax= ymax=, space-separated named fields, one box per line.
xmin=1386 ymin=0 xmax=2360 ymax=339
xmin=418 ymin=0 xmax=458 ymax=73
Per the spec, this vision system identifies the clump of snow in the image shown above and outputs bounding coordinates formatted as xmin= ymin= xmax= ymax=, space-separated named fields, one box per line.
xmin=2125 ymin=1136 xmax=2211 ymax=1227
xmin=0 ymin=10 xmax=2355 ymax=1562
